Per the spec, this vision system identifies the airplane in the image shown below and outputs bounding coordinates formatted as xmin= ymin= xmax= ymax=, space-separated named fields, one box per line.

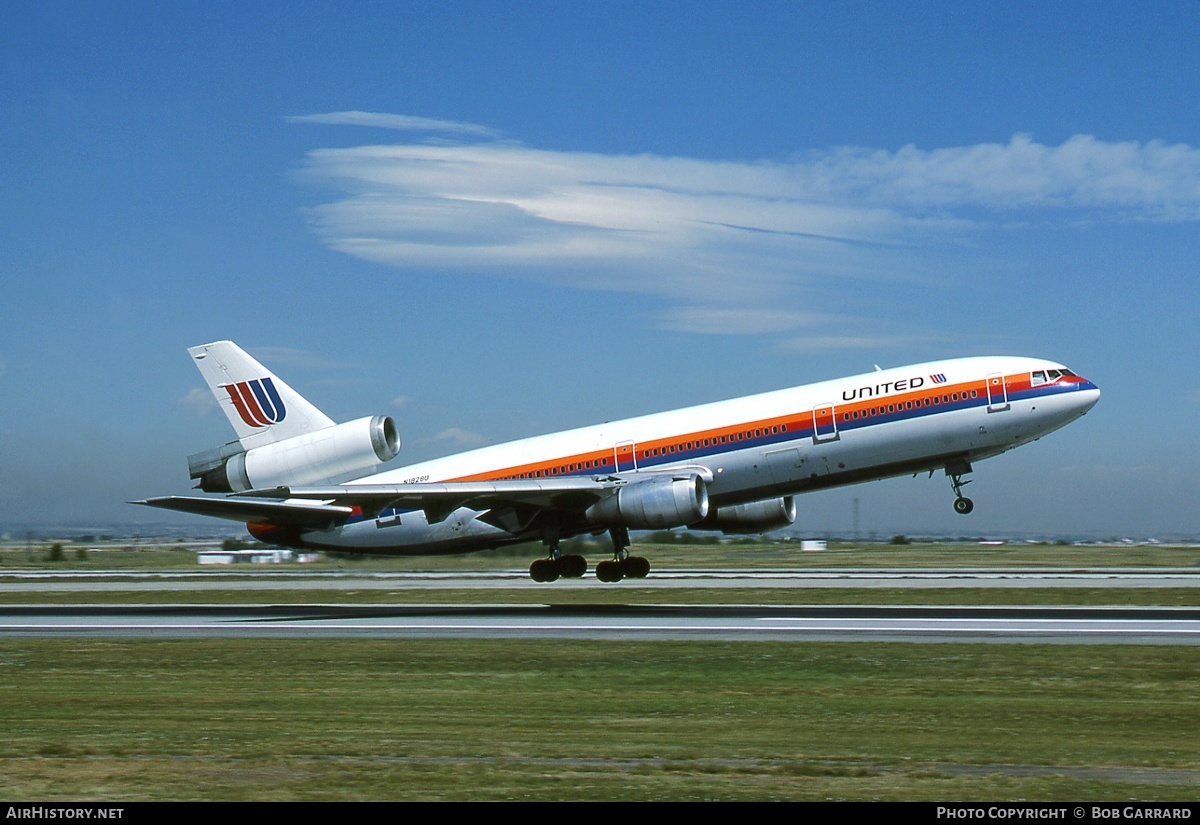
xmin=135 ymin=341 xmax=1100 ymax=582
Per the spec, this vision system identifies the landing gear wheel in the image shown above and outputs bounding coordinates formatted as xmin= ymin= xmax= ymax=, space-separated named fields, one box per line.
xmin=946 ymin=462 xmax=975 ymax=516
xmin=620 ymin=556 xmax=650 ymax=579
xmin=529 ymin=558 xmax=561 ymax=582
xmin=595 ymin=560 xmax=624 ymax=582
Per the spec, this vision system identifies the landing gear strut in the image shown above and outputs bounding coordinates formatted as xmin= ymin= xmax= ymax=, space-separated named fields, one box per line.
xmin=528 ymin=529 xmax=588 ymax=582
xmin=595 ymin=527 xmax=651 ymax=583
xmin=946 ymin=461 xmax=974 ymax=515
xmin=527 ymin=527 xmax=652 ymax=583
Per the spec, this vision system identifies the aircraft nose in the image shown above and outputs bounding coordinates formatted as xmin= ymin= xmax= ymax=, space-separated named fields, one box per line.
xmin=1073 ymin=378 xmax=1100 ymax=413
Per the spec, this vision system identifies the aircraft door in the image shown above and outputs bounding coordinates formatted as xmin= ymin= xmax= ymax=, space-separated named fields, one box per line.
xmin=986 ymin=373 xmax=1011 ymax=413
xmin=613 ymin=441 xmax=637 ymax=473
xmin=812 ymin=403 xmax=839 ymax=443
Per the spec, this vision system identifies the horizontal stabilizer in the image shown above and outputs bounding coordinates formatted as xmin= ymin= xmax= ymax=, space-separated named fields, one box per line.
xmin=131 ymin=495 xmax=354 ymax=529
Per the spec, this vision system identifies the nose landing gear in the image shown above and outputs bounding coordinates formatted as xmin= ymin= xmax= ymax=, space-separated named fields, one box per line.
xmin=946 ymin=461 xmax=974 ymax=515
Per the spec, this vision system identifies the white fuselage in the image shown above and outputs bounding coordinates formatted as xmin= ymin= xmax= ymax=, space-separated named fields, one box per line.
xmin=287 ymin=356 xmax=1099 ymax=554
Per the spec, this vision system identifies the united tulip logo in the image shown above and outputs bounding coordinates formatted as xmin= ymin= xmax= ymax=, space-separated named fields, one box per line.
xmin=223 ymin=378 xmax=286 ymax=427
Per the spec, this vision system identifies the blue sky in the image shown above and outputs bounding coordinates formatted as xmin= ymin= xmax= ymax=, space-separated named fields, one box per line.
xmin=2 ymin=2 xmax=1198 ymax=538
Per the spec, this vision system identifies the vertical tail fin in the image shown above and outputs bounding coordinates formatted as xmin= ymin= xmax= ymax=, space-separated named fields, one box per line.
xmin=189 ymin=341 xmax=334 ymax=448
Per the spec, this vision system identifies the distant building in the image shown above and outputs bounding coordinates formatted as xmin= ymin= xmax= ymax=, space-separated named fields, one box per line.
xmin=800 ymin=540 xmax=827 ymax=552
xmin=198 ymin=549 xmax=294 ymax=565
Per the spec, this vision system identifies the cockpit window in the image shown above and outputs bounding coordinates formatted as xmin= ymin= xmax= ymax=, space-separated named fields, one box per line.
xmin=1032 ymin=368 xmax=1075 ymax=386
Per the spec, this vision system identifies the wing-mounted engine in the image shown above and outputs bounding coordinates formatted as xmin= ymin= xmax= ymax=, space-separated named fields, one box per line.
xmin=188 ymin=415 xmax=400 ymax=493
xmin=585 ymin=474 xmax=709 ymax=529
xmin=691 ymin=496 xmax=796 ymax=534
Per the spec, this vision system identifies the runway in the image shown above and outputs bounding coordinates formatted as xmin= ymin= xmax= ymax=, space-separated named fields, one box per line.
xmin=3 ymin=604 xmax=1198 ymax=644
xmin=4 ymin=567 xmax=1200 ymax=591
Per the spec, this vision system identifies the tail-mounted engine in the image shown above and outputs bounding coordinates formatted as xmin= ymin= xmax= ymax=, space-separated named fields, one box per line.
xmin=585 ymin=474 xmax=709 ymax=529
xmin=691 ymin=496 xmax=796 ymax=535
xmin=188 ymin=415 xmax=400 ymax=493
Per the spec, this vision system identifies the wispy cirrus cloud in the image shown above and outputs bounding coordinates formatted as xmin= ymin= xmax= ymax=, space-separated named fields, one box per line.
xmin=424 ymin=427 xmax=488 ymax=449
xmin=798 ymin=133 xmax=1200 ymax=218
xmin=292 ymin=114 xmax=1200 ymax=350
xmin=288 ymin=111 xmax=501 ymax=138
xmin=178 ymin=386 xmax=216 ymax=416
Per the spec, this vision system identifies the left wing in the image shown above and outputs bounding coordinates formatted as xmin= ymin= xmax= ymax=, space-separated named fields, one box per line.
xmin=131 ymin=495 xmax=355 ymax=529
xmin=138 ymin=469 xmax=708 ymax=535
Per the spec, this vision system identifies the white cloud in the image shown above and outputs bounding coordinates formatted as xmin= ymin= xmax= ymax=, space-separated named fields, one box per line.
xmin=288 ymin=111 xmax=500 ymax=138
xmin=778 ymin=333 xmax=942 ymax=354
xmin=658 ymin=306 xmax=833 ymax=335
xmin=426 ymin=427 xmax=488 ymax=449
xmin=294 ymin=116 xmax=1200 ymax=349
xmin=178 ymin=387 xmax=216 ymax=416
xmin=248 ymin=346 xmax=364 ymax=371
xmin=800 ymin=134 xmax=1200 ymax=217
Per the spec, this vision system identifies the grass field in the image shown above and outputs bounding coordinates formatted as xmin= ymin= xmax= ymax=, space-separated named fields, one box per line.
xmin=2 ymin=540 xmax=1198 ymax=800
xmin=1 ymin=639 xmax=1198 ymax=801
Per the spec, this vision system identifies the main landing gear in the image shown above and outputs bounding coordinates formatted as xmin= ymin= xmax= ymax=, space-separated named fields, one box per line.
xmin=529 ymin=526 xmax=588 ymax=582
xmin=594 ymin=527 xmax=650 ymax=583
xmin=526 ymin=526 xmax=651 ymax=582
xmin=528 ymin=545 xmax=588 ymax=583
xmin=947 ymin=461 xmax=974 ymax=515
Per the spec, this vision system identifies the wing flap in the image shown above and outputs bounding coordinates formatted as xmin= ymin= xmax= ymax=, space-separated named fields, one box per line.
xmin=236 ymin=478 xmax=617 ymax=523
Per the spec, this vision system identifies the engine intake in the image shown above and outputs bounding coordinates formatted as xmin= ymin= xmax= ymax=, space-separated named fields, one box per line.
xmin=191 ymin=415 xmax=400 ymax=493
xmin=585 ymin=474 xmax=709 ymax=529
xmin=691 ymin=496 xmax=796 ymax=534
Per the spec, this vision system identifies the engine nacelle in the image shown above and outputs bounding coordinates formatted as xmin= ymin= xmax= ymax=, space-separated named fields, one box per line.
xmin=193 ymin=415 xmax=400 ymax=492
xmin=585 ymin=474 xmax=709 ymax=529
xmin=691 ymin=496 xmax=796 ymax=534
